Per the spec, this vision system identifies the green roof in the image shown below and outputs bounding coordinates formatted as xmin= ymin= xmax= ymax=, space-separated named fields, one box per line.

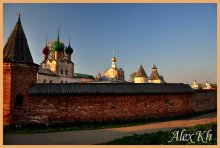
xmin=74 ymin=73 xmax=95 ymax=79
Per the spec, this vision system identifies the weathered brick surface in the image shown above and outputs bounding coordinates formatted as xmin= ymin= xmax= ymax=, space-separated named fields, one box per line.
xmin=3 ymin=64 xmax=11 ymax=126
xmin=26 ymin=90 xmax=216 ymax=125
xmin=27 ymin=93 xmax=194 ymax=125
xmin=193 ymin=90 xmax=217 ymax=112
xmin=3 ymin=62 xmax=38 ymax=126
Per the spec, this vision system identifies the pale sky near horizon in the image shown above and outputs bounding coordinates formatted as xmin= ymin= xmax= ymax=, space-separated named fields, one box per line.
xmin=3 ymin=3 xmax=217 ymax=83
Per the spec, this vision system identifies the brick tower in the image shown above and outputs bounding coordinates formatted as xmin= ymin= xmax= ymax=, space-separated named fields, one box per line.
xmin=3 ymin=15 xmax=39 ymax=126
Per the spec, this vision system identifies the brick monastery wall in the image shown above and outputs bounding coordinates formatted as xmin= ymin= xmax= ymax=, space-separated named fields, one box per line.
xmin=27 ymin=93 xmax=194 ymax=125
xmin=193 ymin=90 xmax=217 ymax=112
xmin=3 ymin=62 xmax=39 ymax=126
xmin=3 ymin=63 xmax=11 ymax=125
xmin=3 ymin=62 xmax=217 ymax=126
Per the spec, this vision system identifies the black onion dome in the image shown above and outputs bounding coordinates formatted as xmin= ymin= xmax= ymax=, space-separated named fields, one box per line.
xmin=65 ymin=44 xmax=73 ymax=54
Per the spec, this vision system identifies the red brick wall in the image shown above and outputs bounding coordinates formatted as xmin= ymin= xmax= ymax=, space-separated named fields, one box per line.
xmin=27 ymin=93 xmax=194 ymax=125
xmin=3 ymin=63 xmax=11 ymax=126
xmin=4 ymin=61 xmax=216 ymax=126
xmin=193 ymin=90 xmax=217 ymax=112
xmin=3 ymin=62 xmax=38 ymax=126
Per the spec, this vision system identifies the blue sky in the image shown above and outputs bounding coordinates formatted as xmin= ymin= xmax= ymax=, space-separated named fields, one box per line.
xmin=3 ymin=3 xmax=217 ymax=83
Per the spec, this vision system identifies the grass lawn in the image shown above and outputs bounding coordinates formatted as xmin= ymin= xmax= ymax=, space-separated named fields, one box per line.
xmin=102 ymin=122 xmax=217 ymax=145
xmin=4 ymin=110 xmax=216 ymax=134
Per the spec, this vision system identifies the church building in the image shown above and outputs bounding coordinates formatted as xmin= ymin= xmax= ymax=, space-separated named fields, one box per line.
xmin=103 ymin=54 xmax=125 ymax=81
xmin=37 ymin=30 xmax=94 ymax=83
xmin=190 ymin=80 xmax=200 ymax=90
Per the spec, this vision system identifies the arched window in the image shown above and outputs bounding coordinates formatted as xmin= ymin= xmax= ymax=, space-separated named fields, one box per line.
xmin=49 ymin=80 xmax=53 ymax=83
xmin=15 ymin=93 xmax=23 ymax=106
xmin=61 ymin=80 xmax=63 ymax=83
xmin=66 ymin=70 xmax=68 ymax=75
xmin=43 ymin=79 xmax=47 ymax=83
xmin=61 ymin=69 xmax=63 ymax=74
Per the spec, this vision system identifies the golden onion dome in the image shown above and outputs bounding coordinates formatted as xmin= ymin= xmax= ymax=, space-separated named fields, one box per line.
xmin=112 ymin=57 xmax=116 ymax=62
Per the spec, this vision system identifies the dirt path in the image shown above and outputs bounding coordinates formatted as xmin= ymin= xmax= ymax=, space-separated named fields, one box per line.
xmin=4 ymin=112 xmax=217 ymax=145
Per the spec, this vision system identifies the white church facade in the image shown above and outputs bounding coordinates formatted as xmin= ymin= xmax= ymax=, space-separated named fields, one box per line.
xmin=37 ymin=32 xmax=95 ymax=83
